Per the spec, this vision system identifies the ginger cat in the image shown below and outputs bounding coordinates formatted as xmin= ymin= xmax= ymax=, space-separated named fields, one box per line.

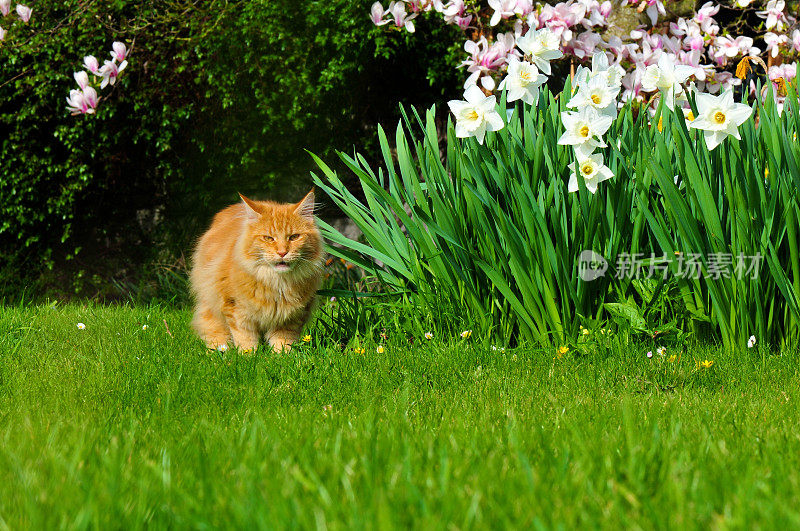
xmin=190 ymin=190 xmax=323 ymax=352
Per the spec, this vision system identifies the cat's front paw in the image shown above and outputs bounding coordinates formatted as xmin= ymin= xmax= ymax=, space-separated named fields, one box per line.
xmin=268 ymin=334 xmax=296 ymax=352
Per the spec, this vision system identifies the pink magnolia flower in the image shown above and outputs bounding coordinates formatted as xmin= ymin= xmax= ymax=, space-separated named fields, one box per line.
xmin=488 ymin=0 xmax=517 ymax=26
xmin=676 ymin=49 xmax=708 ymax=81
xmin=756 ymin=0 xmax=786 ymax=31
xmin=454 ymin=15 xmax=472 ymax=29
xmin=15 ymin=3 xmax=30 ymax=23
xmin=645 ymin=0 xmax=666 ymax=26
xmin=370 ymin=2 xmax=390 ymax=25
xmin=389 ymin=1 xmax=417 ymax=32
xmin=82 ymin=86 xmax=98 ymax=111
xmin=111 ymin=41 xmax=128 ymax=62
xmin=570 ymin=31 xmax=602 ymax=59
xmin=98 ymin=58 xmax=127 ymax=88
xmin=74 ymin=71 xmax=89 ymax=89
xmin=66 ymin=89 xmax=90 ymax=114
xmin=0 ymin=26 xmax=5 ymax=41
xmin=693 ymin=2 xmax=719 ymax=26
xmin=599 ymin=1 xmax=612 ymax=18
xmin=768 ymin=63 xmax=797 ymax=81
xmin=0 ymin=0 xmax=10 ymax=16
xmin=763 ymin=32 xmax=788 ymax=58
xmin=792 ymin=29 xmax=800 ymax=53
xmin=83 ymin=55 xmax=100 ymax=75
xmin=538 ymin=2 xmax=586 ymax=45
xmin=440 ymin=0 xmax=466 ymax=23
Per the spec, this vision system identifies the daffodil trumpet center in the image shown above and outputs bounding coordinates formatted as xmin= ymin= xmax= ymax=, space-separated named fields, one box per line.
xmin=466 ymin=110 xmax=479 ymax=121
xmin=579 ymin=125 xmax=590 ymax=138
xmin=713 ymin=111 xmax=726 ymax=124
xmin=590 ymin=94 xmax=601 ymax=105
xmin=580 ymin=163 xmax=594 ymax=176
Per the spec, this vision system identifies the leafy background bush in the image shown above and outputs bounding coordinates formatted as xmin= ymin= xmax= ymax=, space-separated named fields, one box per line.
xmin=0 ymin=0 xmax=463 ymax=298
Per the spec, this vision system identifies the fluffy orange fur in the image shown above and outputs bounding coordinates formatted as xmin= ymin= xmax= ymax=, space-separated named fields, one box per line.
xmin=190 ymin=190 xmax=323 ymax=352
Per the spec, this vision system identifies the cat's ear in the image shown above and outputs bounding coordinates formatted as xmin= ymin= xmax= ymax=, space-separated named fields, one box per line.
xmin=294 ymin=189 xmax=316 ymax=221
xmin=239 ymin=193 xmax=261 ymax=221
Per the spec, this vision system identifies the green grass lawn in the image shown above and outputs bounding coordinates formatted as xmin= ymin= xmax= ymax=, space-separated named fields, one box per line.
xmin=1 ymin=303 xmax=800 ymax=529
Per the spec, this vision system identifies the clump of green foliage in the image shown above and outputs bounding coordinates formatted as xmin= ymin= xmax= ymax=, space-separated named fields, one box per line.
xmin=314 ymin=81 xmax=800 ymax=350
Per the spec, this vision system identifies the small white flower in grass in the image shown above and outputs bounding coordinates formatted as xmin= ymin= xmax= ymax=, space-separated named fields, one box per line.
xmin=15 ymin=4 xmax=31 ymax=23
xmin=217 ymin=344 xmax=228 ymax=352
xmin=460 ymin=330 xmax=472 ymax=339
xmin=558 ymin=106 xmax=612 ymax=149
xmin=498 ymin=58 xmax=547 ymax=105
xmin=689 ymin=90 xmax=753 ymax=150
xmin=76 ymin=322 xmax=86 ymax=330
xmin=515 ymin=28 xmax=563 ymax=75
xmin=567 ymin=75 xmax=620 ymax=118
xmin=424 ymin=332 xmax=434 ymax=340
xmin=646 ymin=350 xmax=653 ymax=358
xmin=376 ymin=345 xmax=385 ymax=354
xmin=567 ymin=148 xmax=614 ymax=194
xmin=748 ymin=335 xmax=757 ymax=348
xmin=656 ymin=346 xmax=667 ymax=357
xmin=142 ymin=324 xmax=148 ymax=330
xmin=641 ymin=53 xmax=695 ymax=110
xmin=448 ymin=85 xmax=505 ymax=145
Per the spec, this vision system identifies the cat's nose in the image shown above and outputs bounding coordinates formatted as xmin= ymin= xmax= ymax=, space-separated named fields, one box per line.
xmin=277 ymin=250 xmax=288 ymax=258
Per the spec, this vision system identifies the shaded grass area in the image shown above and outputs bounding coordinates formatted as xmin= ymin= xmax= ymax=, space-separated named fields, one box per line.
xmin=1 ymin=303 xmax=799 ymax=528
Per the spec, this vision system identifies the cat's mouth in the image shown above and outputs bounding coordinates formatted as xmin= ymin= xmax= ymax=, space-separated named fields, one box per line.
xmin=274 ymin=261 xmax=291 ymax=272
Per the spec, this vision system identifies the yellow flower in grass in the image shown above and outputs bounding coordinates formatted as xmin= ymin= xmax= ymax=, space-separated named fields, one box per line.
xmin=555 ymin=345 xmax=569 ymax=359
xmin=302 ymin=335 xmax=312 ymax=343
xmin=697 ymin=359 xmax=714 ymax=369
xmin=667 ymin=354 xmax=677 ymax=363
xmin=460 ymin=330 xmax=472 ymax=339
xmin=376 ymin=345 xmax=385 ymax=354
xmin=353 ymin=347 xmax=366 ymax=354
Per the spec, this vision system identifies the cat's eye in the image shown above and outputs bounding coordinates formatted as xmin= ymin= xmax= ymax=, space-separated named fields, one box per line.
xmin=288 ymin=234 xmax=302 ymax=242
xmin=262 ymin=235 xmax=274 ymax=242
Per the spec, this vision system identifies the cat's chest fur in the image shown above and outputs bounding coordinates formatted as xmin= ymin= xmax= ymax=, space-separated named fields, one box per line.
xmin=234 ymin=264 xmax=318 ymax=330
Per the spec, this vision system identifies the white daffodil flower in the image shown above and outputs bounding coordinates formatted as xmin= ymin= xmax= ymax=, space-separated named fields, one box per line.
xmin=747 ymin=335 xmax=757 ymax=348
xmin=447 ymin=85 xmax=505 ymax=144
xmin=498 ymin=57 xmax=547 ymax=105
xmin=641 ymin=53 xmax=695 ymax=110
xmin=689 ymin=90 xmax=753 ymax=150
xmin=515 ymin=28 xmax=563 ymax=75
xmin=567 ymin=74 xmax=620 ymax=117
xmin=574 ymin=52 xmax=625 ymax=90
xmin=558 ymin=107 xmax=612 ymax=149
xmin=568 ymin=149 xmax=614 ymax=194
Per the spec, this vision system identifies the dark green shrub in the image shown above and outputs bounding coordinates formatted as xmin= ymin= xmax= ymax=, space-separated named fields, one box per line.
xmin=0 ymin=0 xmax=462 ymax=298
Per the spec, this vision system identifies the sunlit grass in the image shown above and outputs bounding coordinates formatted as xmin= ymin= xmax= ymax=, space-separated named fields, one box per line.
xmin=1 ymin=302 xmax=799 ymax=528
